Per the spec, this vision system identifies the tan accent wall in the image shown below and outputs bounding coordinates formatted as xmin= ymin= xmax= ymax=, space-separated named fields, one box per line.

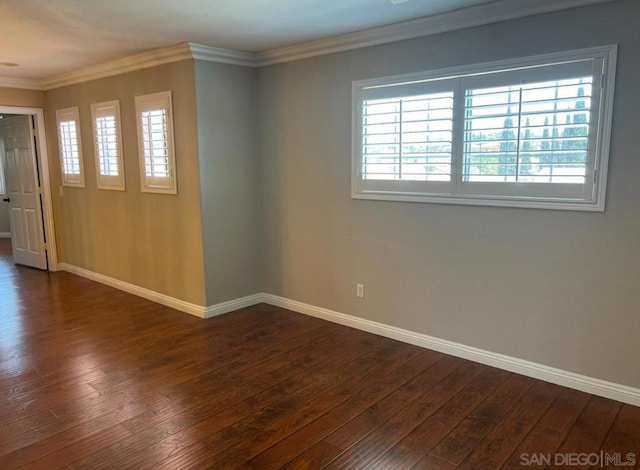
xmin=45 ymin=60 xmax=206 ymax=306
xmin=0 ymin=86 xmax=45 ymax=108
xmin=257 ymin=0 xmax=640 ymax=388
xmin=193 ymin=60 xmax=262 ymax=305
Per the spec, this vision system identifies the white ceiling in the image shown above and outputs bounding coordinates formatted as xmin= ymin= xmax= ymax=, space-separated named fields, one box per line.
xmin=0 ymin=0 xmax=500 ymax=80
xmin=0 ymin=0 xmax=615 ymax=83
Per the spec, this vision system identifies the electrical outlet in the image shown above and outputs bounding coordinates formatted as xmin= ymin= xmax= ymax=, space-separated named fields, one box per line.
xmin=356 ymin=283 xmax=364 ymax=298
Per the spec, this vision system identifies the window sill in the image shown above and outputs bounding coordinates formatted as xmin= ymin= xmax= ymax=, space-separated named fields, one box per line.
xmin=352 ymin=190 xmax=604 ymax=212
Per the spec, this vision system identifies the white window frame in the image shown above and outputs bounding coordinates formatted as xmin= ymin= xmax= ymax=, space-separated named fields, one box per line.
xmin=91 ymin=100 xmax=125 ymax=191
xmin=56 ymin=107 xmax=85 ymax=188
xmin=352 ymin=45 xmax=617 ymax=211
xmin=135 ymin=91 xmax=177 ymax=194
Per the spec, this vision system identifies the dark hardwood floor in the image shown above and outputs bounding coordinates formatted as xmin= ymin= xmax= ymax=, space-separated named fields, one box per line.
xmin=0 ymin=238 xmax=638 ymax=469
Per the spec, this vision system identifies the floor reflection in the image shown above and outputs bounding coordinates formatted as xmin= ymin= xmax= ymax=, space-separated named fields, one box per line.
xmin=0 ymin=238 xmax=27 ymax=376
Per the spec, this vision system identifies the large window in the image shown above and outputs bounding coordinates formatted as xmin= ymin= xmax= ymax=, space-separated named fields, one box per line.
xmin=91 ymin=100 xmax=125 ymax=190
xmin=352 ymin=46 xmax=617 ymax=211
xmin=56 ymin=107 xmax=85 ymax=187
xmin=135 ymin=91 xmax=177 ymax=194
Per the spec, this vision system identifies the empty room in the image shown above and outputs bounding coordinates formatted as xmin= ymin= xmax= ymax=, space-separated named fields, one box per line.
xmin=0 ymin=0 xmax=639 ymax=468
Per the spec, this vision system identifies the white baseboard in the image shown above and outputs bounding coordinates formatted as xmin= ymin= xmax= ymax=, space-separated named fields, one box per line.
xmin=261 ymin=293 xmax=640 ymax=407
xmin=0 ymin=232 xmax=10 ymax=238
xmin=58 ymin=263 xmax=261 ymax=319
xmin=59 ymin=263 xmax=207 ymax=317
xmin=49 ymin=265 xmax=640 ymax=406
xmin=203 ymin=294 xmax=264 ymax=319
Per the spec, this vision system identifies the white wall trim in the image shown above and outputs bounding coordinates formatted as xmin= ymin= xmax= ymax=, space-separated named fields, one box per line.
xmin=261 ymin=293 xmax=640 ymax=407
xmin=57 ymin=263 xmax=263 ymax=319
xmin=40 ymin=42 xmax=259 ymax=90
xmin=2 ymin=0 xmax=610 ymax=90
xmin=43 ymin=266 xmax=640 ymax=406
xmin=41 ymin=43 xmax=194 ymax=90
xmin=255 ymin=0 xmax=614 ymax=66
xmin=189 ymin=43 xmax=257 ymax=68
xmin=59 ymin=263 xmax=207 ymax=317
xmin=0 ymin=76 xmax=43 ymax=91
xmin=0 ymin=232 xmax=10 ymax=239
xmin=32 ymin=108 xmax=59 ymax=270
xmin=203 ymin=294 xmax=264 ymax=319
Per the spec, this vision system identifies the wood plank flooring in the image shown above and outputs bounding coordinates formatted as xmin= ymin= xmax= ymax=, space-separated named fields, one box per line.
xmin=0 ymin=238 xmax=638 ymax=469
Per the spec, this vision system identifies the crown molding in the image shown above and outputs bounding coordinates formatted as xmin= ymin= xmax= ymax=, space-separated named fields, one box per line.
xmin=0 ymin=76 xmax=43 ymax=90
xmin=256 ymin=0 xmax=615 ymax=66
xmin=189 ymin=43 xmax=258 ymax=68
xmin=3 ymin=0 xmax=614 ymax=90
xmin=39 ymin=42 xmax=260 ymax=90
xmin=40 ymin=42 xmax=194 ymax=90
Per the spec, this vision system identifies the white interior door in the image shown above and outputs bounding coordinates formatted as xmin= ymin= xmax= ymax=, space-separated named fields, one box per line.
xmin=0 ymin=115 xmax=48 ymax=270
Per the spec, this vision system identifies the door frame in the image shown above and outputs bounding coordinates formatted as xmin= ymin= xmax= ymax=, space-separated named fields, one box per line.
xmin=0 ymin=105 xmax=58 ymax=270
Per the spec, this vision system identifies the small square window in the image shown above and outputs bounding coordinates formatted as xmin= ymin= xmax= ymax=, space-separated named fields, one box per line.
xmin=91 ymin=100 xmax=125 ymax=191
xmin=135 ymin=91 xmax=177 ymax=194
xmin=56 ymin=107 xmax=85 ymax=188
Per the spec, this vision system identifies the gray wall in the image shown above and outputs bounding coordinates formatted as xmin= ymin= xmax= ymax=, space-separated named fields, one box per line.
xmin=194 ymin=60 xmax=262 ymax=305
xmin=257 ymin=0 xmax=640 ymax=388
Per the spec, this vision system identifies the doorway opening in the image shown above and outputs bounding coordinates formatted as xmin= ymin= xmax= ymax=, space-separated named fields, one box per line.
xmin=0 ymin=106 xmax=57 ymax=271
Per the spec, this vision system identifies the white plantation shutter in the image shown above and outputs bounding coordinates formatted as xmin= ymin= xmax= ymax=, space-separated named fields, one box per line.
xmin=56 ymin=107 xmax=85 ymax=187
xmin=362 ymin=92 xmax=454 ymax=181
xmin=458 ymin=60 xmax=601 ymax=201
xmin=141 ymin=109 xmax=170 ymax=177
xmin=462 ymin=78 xmax=593 ymax=184
xmin=356 ymin=78 xmax=455 ymax=196
xmin=352 ymin=46 xmax=617 ymax=211
xmin=91 ymin=100 xmax=125 ymax=190
xmin=135 ymin=91 xmax=177 ymax=194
